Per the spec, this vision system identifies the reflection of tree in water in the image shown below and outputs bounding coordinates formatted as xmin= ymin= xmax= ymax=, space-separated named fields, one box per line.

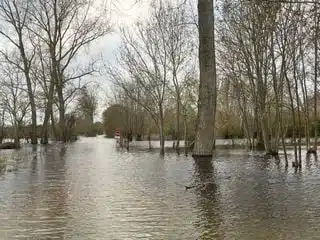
xmin=30 ymin=145 xmax=38 ymax=173
xmin=193 ymin=158 xmax=224 ymax=240
xmin=40 ymin=145 xmax=69 ymax=238
xmin=14 ymin=145 xmax=42 ymax=236
xmin=15 ymin=145 xmax=69 ymax=238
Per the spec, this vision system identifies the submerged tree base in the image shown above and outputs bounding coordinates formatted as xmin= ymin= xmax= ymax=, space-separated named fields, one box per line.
xmin=307 ymin=148 xmax=317 ymax=156
xmin=255 ymin=142 xmax=265 ymax=151
xmin=264 ymin=151 xmax=280 ymax=161
xmin=265 ymin=151 xmax=279 ymax=157
xmin=192 ymin=154 xmax=213 ymax=159
xmin=292 ymin=161 xmax=301 ymax=168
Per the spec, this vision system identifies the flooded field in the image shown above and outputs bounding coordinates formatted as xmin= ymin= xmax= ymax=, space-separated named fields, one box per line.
xmin=0 ymin=136 xmax=320 ymax=239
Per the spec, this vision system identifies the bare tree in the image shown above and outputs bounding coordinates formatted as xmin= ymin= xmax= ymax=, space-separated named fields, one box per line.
xmin=0 ymin=64 xmax=30 ymax=148
xmin=29 ymin=0 xmax=111 ymax=142
xmin=0 ymin=0 xmax=37 ymax=144
xmin=31 ymin=40 xmax=55 ymax=144
xmin=313 ymin=3 xmax=319 ymax=154
xmin=107 ymin=6 xmax=170 ymax=154
xmin=155 ymin=0 xmax=196 ymax=152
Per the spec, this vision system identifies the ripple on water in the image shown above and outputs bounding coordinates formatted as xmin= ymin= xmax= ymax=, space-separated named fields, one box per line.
xmin=1 ymin=138 xmax=320 ymax=239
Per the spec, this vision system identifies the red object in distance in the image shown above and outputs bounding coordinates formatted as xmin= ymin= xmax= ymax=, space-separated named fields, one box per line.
xmin=115 ymin=128 xmax=121 ymax=136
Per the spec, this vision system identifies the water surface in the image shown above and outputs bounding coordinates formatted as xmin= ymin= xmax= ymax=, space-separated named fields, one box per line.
xmin=0 ymin=137 xmax=320 ymax=239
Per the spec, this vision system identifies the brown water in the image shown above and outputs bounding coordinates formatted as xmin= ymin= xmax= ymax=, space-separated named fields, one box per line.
xmin=0 ymin=137 xmax=320 ymax=239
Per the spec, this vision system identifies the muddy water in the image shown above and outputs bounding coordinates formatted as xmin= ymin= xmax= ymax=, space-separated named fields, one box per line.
xmin=0 ymin=137 xmax=320 ymax=239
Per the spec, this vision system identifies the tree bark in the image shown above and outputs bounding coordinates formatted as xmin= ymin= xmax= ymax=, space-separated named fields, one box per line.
xmin=41 ymin=82 xmax=55 ymax=144
xmin=175 ymin=94 xmax=180 ymax=152
xmin=314 ymin=4 xmax=319 ymax=152
xmin=0 ymin=109 xmax=5 ymax=144
xmin=14 ymin=122 xmax=21 ymax=149
xmin=159 ymin=104 xmax=165 ymax=155
xmin=193 ymin=0 xmax=216 ymax=158
xmin=51 ymin=109 xmax=58 ymax=140
xmin=293 ymin=46 xmax=302 ymax=167
xmin=58 ymin=86 xmax=66 ymax=142
xmin=299 ymin=39 xmax=310 ymax=150
xmin=285 ymin=72 xmax=298 ymax=167
xmin=19 ymin=36 xmax=37 ymax=145
xmin=183 ymin=112 xmax=188 ymax=156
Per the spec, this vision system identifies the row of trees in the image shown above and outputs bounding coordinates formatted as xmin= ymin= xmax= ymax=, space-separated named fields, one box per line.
xmin=216 ymin=0 xmax=320 ymax=166
xmin=0 ymin=0 xmax=109 ymax=147
xmin=0 ymin=82 xmax=100 ymax=147
xmin=107 ymin=0 xmax=201 ymax=155
xmin=106 ymin=0 xmax=320 ymax=166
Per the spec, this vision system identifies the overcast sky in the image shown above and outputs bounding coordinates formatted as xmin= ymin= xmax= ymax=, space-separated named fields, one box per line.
xmin=89 ymin=0 xmax=150 ymax=121
xmin=89 ymin=0 xmax=197 ymax=121
xmin=101 ymin=0 xmax=149 ymax=60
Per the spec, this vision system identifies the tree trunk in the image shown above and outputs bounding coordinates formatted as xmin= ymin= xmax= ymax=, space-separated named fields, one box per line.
xmin=299 ymin=37 xmax=310 ymax=150
xmin=41 ymin=122 xmax=49 ymax=145
xmin=314 ymin=4 xmax=319 ymax=152
xmin=193 ymin=0 xmax=216 ymax=158
xmin=175 ymin=96 xmax=180 ymax=152
xmin=58 ymin=88 xmax=66 ymax=142
xmin=148 ymin=135 xmax=152 ymax=149
xmin=260 ymin=117 xmax=272 ymax=153
xmin=293 ymin=47 xmax=302 ymax=167
xmin=270 ymin=124 xmax=280 ymax=154
xmin=30 ymin=101 xmax=37 ymax=145
xmin=51 ymin=109 xmax=58 ymax=140
xmin=256 ymin=129 xmax=265 ymax=150
xmin=183 ymin=113 xmax=188 ymax=156
xmin=41 ymin=82 xmax=55 ymax=144
xmin=285 ymin=72 xmax=298 ymax=167
xmin=14 ymin=123 xmax=21 ymax=149
xmin=242 ymin=111 xmax=252 ymax=150
xmin=254 ymin=107 xmax=265 ymax=150
xmin=0 ymin=110 xmax=5 ymax=144
xmin=20 ymin=42 xmax=37 ymax=145
xmin=159 ymin=104 xmax=165 ymax=155
xmin=270 ymin=32 xmax=280 ymax=156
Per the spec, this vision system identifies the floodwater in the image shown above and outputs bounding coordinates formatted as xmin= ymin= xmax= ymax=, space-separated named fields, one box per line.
xmin=0 ymin=137 xmax=320 ymax=239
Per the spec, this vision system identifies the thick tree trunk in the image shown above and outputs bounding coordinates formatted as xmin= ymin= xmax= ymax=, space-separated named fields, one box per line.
xmin=159 ymin=104 xmax=165 ymax=155
xmin=313 ymin=5 xmax=319 ymax=152
xmin=193 ymin=0 xmax=216 ymax=158
xmin=175 ymin=97 xmax=180 ymax=152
